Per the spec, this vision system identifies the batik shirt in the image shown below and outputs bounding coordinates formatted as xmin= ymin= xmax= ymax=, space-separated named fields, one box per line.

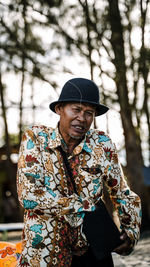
xmin=17 ymin=125 xmax=141 ymax=267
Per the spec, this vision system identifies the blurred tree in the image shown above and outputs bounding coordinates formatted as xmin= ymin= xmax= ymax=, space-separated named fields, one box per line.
xmin=0 ymin=0 xmax=149 ymax=227
xmin=0 ymin=0 xmax=63 ymax=222
xmin=0 ymin=0 xmax=64 ymax=139
xmin=107 ymin=0 xmax=150 ymax=228
xmin=1 ymin=0 xmax=52 ymax=142
xmin=49 ymin=0 xmax=150 ymax=228
xmin=0 ymin=73 xmax=22 ymax=221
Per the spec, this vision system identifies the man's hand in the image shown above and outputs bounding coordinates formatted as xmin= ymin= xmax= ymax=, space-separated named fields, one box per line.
xmin=113 ymin=232 xmax=133 ymax=255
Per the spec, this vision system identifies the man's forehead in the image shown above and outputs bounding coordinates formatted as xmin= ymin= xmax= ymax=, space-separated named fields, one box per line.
xmin=65 ymin=102 xmax=96 ymax=110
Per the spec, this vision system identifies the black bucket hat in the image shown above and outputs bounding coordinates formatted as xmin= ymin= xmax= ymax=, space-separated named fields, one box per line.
xmin=49 ymin=78 xmax=109 ymax=116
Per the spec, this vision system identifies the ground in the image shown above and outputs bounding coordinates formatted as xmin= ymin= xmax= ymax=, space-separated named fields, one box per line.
xmin=0 ymin=230 xmax=150 ymax=266
xmin=113 ymin=231 xmax=150 ymax=266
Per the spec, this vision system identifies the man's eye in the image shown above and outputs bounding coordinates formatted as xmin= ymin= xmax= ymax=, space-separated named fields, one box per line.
xmin=73 ymin=108 xmax=80 ymax=112
xmin=86 ymin=112 xmax=93 ymax=116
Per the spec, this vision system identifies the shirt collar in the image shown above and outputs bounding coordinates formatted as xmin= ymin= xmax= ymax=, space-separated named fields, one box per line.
xmin=47 ymin=126 xmax=62 ymax=149
xmin=48 ymin=125 xmax=94 ymax=155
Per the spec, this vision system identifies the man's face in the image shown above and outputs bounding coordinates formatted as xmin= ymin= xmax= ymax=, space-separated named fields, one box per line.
xmin=55 ymin=102 xmax=95 ymax=142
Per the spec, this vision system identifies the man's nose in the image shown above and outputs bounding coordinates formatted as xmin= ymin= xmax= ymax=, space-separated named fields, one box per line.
xmin=77 ymin=112 xmax=86 ymax=122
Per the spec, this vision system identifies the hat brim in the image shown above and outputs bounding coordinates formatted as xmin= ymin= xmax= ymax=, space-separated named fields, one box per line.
xmin=49 ymin=99 xmax=109 ymax=116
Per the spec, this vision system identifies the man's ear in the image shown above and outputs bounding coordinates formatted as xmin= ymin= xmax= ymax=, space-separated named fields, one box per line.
xmin=55 ymin=104 xmax=61 ymax=115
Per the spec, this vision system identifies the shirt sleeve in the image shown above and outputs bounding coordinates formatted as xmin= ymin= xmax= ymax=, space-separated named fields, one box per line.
xmin=102 ymin=139 xmax=142 ymax=247
xmin=17 ymin=128 xmax=95 ymax=225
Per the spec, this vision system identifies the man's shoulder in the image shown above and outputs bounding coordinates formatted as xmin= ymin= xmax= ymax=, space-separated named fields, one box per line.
xmin=88 ymin=129 xmax=114 ymax=150
xmin=89 ymin=128 xmax=111 ymax=141
xmin=24 ymin=125 xmax=54 ymax=136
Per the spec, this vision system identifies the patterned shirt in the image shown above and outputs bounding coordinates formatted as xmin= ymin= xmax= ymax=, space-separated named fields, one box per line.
xmin=17 ymin=125 xmax=141 ymax=266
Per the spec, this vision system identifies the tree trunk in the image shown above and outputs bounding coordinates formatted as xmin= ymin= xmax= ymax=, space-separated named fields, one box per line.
xmin=107 ymin=0 xmax=150 ymax=229
xmin=140 ymin=0 xmax=150 ymax=164
xmin=19 ymin=0 xmax=27 ymax=144
xmin=0 ymin=73 xmax=12 ymax=177
xmin=0 ymin=73 xmax=22 ymax=222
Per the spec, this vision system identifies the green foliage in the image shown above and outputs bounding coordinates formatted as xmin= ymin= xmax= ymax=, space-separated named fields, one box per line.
xmin=9 ymin=134 xmax=20 ymax=146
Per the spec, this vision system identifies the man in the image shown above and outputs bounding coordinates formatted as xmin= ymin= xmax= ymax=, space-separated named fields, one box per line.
xmin=17 ymin=78 xmax=141 ymax=266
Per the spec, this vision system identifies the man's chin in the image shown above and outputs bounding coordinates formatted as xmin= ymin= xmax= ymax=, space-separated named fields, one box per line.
xmin=68 ymin=133 xmax=84 ymax=140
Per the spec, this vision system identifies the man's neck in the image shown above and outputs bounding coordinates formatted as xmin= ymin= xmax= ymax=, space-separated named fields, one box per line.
xmin=58 ymin=130 xmax=83 ymax=155
xmin=62 ymin=137 xmax=82 ymax=155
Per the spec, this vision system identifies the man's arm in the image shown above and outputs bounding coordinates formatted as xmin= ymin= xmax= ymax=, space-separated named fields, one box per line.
xmin=103 ymin=139 xmax=141 ymax=253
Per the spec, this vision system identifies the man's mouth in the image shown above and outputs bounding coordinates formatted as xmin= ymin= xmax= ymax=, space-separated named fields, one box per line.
xmin=72 ymin=125 xmax=86 ymax=133
xmin=74 ymin=125 xmax=84 ymax=130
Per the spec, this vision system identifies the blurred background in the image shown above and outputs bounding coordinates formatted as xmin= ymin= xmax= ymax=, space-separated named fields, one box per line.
xmin=0 ymin=0 xmax=150 ymax=231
